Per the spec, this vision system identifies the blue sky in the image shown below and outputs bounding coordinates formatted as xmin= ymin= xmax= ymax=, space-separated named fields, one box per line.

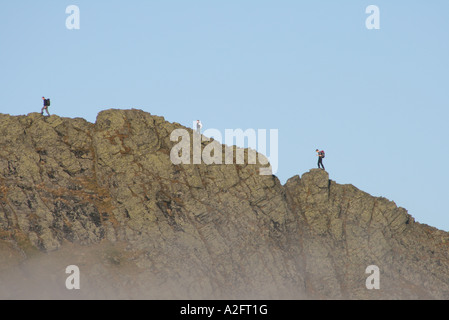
xmin=1 ymin=1 xmax=448 ymax=231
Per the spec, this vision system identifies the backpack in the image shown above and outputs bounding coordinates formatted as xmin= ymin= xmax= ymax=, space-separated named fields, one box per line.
xmin=320 ymin=150 xmax=325 ymax=158
xmin=45 ymin=99 xmax=51 ymax=107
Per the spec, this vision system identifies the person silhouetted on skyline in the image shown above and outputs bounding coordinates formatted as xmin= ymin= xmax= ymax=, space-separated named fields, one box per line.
xmin=41 ymin=97 xmax=51 ymax=116
xmin=316 ymin=149 xmax=325 ymax=170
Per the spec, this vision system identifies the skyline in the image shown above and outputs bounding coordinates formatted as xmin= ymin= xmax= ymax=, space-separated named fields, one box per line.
xmin=1 ymin=1 xmax=448 ymax=231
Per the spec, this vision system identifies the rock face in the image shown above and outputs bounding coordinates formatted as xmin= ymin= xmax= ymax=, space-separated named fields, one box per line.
xmin=0 ymin=109 xmax=448 ymax=299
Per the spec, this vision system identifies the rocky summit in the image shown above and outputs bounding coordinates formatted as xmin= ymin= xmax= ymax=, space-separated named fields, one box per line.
xmin=0 ymin=109 xmax=448 ymax=299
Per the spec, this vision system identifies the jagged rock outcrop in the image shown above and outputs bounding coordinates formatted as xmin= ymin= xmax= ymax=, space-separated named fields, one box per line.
xmin=0 ymin=109 xmax=448 ymax=299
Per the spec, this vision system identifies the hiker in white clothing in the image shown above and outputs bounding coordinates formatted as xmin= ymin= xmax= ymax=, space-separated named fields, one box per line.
xmin=196 ymin=120 xmax=203 ymax=134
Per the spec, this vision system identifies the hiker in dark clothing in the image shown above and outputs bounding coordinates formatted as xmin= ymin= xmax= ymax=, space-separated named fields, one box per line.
xmin=41 ymin=97 xmax=50 ymax=116
xmin=316 ymin=149 xmax=325 ymax=170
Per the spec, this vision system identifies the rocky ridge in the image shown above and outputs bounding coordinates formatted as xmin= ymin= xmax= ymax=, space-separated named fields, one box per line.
xmin=0 ymin=109 xmax=448 ymax=299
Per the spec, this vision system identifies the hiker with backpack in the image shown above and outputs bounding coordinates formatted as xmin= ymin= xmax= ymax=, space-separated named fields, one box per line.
xmin=316 ymin=149 xmax=325 ymax=170
xmin=41 ymin=97 xmax=51 ymax=116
